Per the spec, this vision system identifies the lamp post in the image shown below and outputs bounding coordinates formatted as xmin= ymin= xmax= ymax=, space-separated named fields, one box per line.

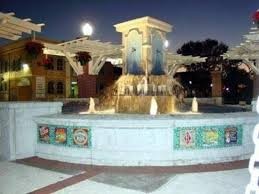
xmin=81 ymin=23 xmax=93 ymax=38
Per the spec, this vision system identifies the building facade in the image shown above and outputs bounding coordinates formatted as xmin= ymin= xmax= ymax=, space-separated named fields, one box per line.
xmin=0 ymin=37 xmax=122 ymax=101
xmin=0 ymin=37 xmax=73 ymax=101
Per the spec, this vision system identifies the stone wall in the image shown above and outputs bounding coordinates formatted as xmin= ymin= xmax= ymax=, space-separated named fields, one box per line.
xmin=34 ymin=112 xmax=258 ymax=166
xmin=0 ymin=102 xmax=63 ymax=160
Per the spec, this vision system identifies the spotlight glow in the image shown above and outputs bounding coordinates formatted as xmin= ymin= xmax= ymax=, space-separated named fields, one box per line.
xmin=164 ymin=40 xmax=169 ymax=48
xmin=22 ymin=64 xmax=29 ymax=71
xmin=82 ymin=23 xmax=93 ymax=36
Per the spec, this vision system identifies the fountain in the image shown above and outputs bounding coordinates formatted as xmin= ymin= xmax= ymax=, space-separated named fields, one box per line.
xmin=32 ymin=16 xmax=256 ymax=167
xmin=100 ymin=17 xmax=183 ymax=114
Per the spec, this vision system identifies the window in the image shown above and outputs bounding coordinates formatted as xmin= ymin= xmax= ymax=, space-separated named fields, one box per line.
xmin=47 ymin=81 xmax=55 ymax=94
xmin=4 ymin=61 xmax=8 ymax=72
xmin=0 ymin=61 xmax=3 ymax=73
xmin=47 ymin=57 xmax=54 ymax=70
xmin=11 ymin=59 xmax=16 ymax=71
xmin=3 ymin=82 xmax=6 ymax=91
xmin=57 ymin=82 xmax=64 ymax=94
xmin=57 ymin=58 xmax=64 ymax=71
xmin=0 ymin=82 xmax=7 ymax=92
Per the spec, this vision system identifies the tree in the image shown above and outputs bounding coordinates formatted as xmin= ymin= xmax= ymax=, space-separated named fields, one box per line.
xmin=177 ymin=39 xmax=228 ymax=71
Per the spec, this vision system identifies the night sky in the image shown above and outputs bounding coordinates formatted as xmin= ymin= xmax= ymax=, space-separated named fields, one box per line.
xmin=1 ymin=0 xmax=259 ymax=51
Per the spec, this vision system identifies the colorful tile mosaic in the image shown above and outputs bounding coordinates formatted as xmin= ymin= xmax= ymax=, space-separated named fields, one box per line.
xmin=173 ymin=125 xmax=243 ymax=150
xmin=38 ymin=124 xmax=91 ymax=148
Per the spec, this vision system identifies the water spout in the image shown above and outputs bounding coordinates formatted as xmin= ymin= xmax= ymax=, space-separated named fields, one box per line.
xmin=88 ymin=97 xmax=96 ymax=113
xmin=192 ymin=97 xmax=198 ymax=112
xmin=150 ymin=97 xmax=158 ymax=115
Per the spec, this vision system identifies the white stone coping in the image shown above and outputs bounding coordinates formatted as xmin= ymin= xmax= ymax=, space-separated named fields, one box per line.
xmin=0 ymin=102 xmax=63 ymax=108
xmin=35 ymin=112 xmax=257 ymax=120
xmin=34 ymin=112 xmax=259 ymax=128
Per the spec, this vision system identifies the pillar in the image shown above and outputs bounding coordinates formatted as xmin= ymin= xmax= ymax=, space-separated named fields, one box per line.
xmin=211 ymin=71 xmax=222 ymax=105
xmin=77 ymin=65 xmax=97 ymax=98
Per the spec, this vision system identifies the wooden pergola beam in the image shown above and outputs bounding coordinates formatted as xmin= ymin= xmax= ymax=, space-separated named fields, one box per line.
xmin=0 ymin=12 xmax=44 ymax=40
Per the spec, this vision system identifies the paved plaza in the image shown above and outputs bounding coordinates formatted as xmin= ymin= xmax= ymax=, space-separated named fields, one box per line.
xmin=0 ymin=157 xmax=250 ymax=194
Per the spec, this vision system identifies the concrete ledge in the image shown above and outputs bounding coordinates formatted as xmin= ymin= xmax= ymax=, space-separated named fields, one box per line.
xmin=34 ymin=112 xmax=258 ymax=166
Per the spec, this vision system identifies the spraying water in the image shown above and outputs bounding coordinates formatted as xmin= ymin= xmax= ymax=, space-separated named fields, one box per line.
xmin=150 ymin=97 xmax=158 ymax=115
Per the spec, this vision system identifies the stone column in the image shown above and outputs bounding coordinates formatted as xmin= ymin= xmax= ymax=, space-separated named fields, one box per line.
xmin=77 ymin=64 xmax=97 ymax=98
xmin=211 ymin=71 xmax=222 ymax=105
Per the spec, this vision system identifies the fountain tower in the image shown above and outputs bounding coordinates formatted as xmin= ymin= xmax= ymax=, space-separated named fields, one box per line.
xmin=102 ymin=17 xmax=183 ymax=113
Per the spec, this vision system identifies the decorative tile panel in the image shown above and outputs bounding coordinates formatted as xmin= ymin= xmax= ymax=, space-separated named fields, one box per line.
xmin=173 ymin=125 xmax=243 ymax=150
xmin=38 ymin=124 xmax=91 ymax=148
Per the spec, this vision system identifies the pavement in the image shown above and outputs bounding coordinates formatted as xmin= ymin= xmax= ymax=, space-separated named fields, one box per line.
xmin=0 ymin=157 xmax=250 ymax=194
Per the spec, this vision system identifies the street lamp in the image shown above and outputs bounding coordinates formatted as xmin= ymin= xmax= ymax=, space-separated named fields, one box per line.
xmin=81 ymin=23 xmax=93 ymax=37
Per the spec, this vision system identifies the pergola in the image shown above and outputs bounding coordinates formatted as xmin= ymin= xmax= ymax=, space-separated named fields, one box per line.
xmin=43 ymin=37 xmax=122 ymax=75
xmin=0 ymin=12 xmax=44 ymax=40
xmin=167 ymin=52 xmax=206 ymax=76
xmin=223 ymin=26 xmax=259 ymax=74
xmin=43 ymin=36 xmax=206 ymax=75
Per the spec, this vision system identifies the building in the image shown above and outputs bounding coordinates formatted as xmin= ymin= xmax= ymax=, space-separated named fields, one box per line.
xmin=0 ymin=37 xmax=73 ymax=101
xmin=0 ymin=36 xmax=122 ymax=101
xmin=77 ymin=62 xmax=122 ymax=98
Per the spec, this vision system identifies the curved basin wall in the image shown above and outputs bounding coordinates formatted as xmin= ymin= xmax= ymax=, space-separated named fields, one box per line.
xmin=34 ymin=113 xmax=258 ymax=166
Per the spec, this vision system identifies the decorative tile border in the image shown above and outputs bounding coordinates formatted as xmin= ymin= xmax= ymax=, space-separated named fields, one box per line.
xmin=173 ymin=125 xmax=243 ymax=150
xmin=38 ymin=124 xmax=92 ymax=148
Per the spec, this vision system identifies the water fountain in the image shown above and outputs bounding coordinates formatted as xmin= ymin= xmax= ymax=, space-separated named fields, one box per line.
xmin=100 ymin=17 xmax=183 ymax=114
xmin=32 ymin=16 xmax=257 ymax=167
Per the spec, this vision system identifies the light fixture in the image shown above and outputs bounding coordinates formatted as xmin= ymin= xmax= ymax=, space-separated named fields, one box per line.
xmin=189 ymin=81 xmax=192 ymax=85
xmin=22 ymin=63 xmax=29 ymax=71
xmin=164 ymin=40 xmax=169 ymax=49
xmin=82 ymin=23 xmax=93 ymax=37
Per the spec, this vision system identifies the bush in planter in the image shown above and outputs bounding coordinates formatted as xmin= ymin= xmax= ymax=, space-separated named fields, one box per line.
xmin=76 ymin=52 xmax=92 ymax=66
xmin=25 ymin=41 xmax=44 ymax=61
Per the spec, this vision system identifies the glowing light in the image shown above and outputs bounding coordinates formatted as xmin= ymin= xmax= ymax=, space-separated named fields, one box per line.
xmin=210 ymin=83 xmax=213 ymax=87
xmin=22 ymin=64 xmax=29 ymax=71
xmin=189 ymin=81 xmax=192 ymax=85
xmin=82 ymin=23 xmax=93 ymax=36
xmin=164 ymin=40 xmax=169 ymax=49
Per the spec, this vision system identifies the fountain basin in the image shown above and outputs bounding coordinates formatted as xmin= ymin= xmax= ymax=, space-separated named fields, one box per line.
xmin=34 ymin=112 xmax=258 ymax=166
